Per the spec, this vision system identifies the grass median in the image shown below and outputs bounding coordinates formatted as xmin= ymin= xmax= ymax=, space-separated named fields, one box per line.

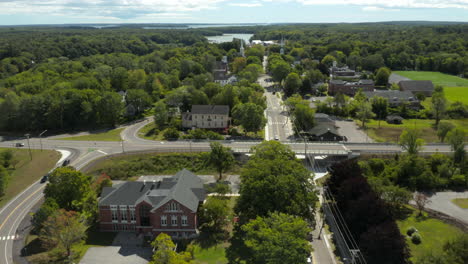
xmin=54 ymin=128 xmax=124 ymax=141
xmin=0 ymin=148 xmax=60 ymax=208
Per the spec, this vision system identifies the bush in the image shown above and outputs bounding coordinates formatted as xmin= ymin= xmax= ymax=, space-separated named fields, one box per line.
xmin=406 ymin=226 xmax=417 ymax=236
xmin=450 ymin=174 xmax=467 ymax=188
xmin=411 ymin=233 xmax=422 ymax=244
xmin=162 ymin=127 xmax=180 ymax=140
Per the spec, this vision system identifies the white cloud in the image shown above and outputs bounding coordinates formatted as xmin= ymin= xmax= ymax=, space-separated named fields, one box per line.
xmin=362 ymin=6 xmax=400 ymax=12
xmin=229 ymin=2 xmax=262 ymax=7
xmin=295 ymin=0 xmax=468 ymax=9
xmin=0 ymin=0 xmax=228 ymax=18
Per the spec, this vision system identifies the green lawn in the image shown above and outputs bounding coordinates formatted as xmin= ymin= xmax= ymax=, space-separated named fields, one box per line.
xmin=0 ymin=148 xmax=60 ymax=208
xmin=451 ymin=198 xmax=468 ymax=209
xmin=397 ymin=207 xmax=464 ymax=263
xmin=55 ymin=128 xmax=124 ymax=141
xmin=138 ymin=122 xmax=164 ymax=140
xmin=444 ymin=86 xmax=468 ymax=104
xmin=364 ymin=118 xmax=468 ymax=143
xmin=394 ymin=71 xmax=468 ymax=87
xmin=193 ymin=244 xmax=228 ymax=264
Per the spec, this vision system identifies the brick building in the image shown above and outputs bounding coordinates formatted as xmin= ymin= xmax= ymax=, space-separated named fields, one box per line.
xmin=98 ymin=169 xmax=206 ymax=239
xmin=328 ymin=79 xmax=375 ymax=96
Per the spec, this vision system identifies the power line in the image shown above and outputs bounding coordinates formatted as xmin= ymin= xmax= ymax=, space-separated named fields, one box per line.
xmin=323 ymin=187 xmax=368 ymax=264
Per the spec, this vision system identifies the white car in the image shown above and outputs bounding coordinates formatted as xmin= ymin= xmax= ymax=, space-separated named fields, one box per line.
xmin=307 ymin=257 xmax=312 ymax=263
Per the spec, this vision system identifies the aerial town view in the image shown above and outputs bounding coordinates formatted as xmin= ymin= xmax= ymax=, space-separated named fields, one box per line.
xmin=0 ymin=1 xmax=467 ymax=264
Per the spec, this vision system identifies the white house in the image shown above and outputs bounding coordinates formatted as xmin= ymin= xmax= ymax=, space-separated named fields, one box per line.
xmin=182 ymin=105 xmax=230 ymax=129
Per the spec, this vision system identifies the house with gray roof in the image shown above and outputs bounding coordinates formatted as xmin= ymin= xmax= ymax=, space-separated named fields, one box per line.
xmin=399 ymin=80 xmax=434 ymax=96
xmin=328 ymin=79 xmax=375 ymax=96
xmin=98 ymin=169 xmax=206 ymax=239
xmin=363 ymin=90 xmax=421 ymax=109
xmin=182 ymin=105 xmax=230 ymax=130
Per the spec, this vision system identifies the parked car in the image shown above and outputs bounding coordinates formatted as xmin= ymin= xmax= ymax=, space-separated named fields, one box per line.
xmin=307 ymin=257 xmax=312 ymax=263
xmin=62 ymin=159 xmax=71 ymax=167
xmin=40 ymin=174 xmax=49 ymax=183
xmin=15 ymin=143 xmax=24 ymax=147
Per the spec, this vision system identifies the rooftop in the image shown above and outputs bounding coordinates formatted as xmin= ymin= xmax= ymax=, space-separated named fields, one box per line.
xmin=191 ymin=105 xmax=229 ymax=115
xmin=99 ymin=169 xmax=206 ymax=212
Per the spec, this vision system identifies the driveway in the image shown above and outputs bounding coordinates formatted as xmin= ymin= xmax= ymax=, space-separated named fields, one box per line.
xmin=418 ymin=191 xmax=468 ymax=225
xmin=80 ymin=246 xmax=152 ymax=264
xmin=80 ymin=232 xmax=152 ymax=264
xmin=335 ymin=121 xmax=373 ymax=143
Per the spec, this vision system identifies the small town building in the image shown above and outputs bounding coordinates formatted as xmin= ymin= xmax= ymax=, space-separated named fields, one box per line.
xmin=363 ymin=90 xmax=420 ymax=109
xmin=308 ymin=123 xmax=344 ymax=142
xmin=328 ymin=79 xmax=375 ymax=96
xmin=387 ymin=73 xmax=410 ymax=87
xmin=213 ymin=71 xmax=237 ymax=86
xmin=329 ymin=61 xmax=361 ymax=79
xmin=386 ymin=115 xmax=404 ymax=124
xmin=182 ymin=105 xmax=230 ymax=129
xmin=399 ymin=80 xmax=434 ymax=96
xmin=98 ymin=169 xmax=206 ymax=239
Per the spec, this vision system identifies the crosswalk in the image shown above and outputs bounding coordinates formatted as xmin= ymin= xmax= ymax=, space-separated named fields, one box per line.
xmin=0 ymin=235 xmax=18 ymax=241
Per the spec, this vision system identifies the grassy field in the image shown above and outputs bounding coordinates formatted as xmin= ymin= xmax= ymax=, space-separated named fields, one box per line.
xmin=444 ymin=86 xmax=468 ymax=104
xmin=397 ymin=207 xmax=464 ymax=262
xmin=394 ymin=71 xmax=468 ymax=87
xmin=85 ymin=152 xmax=242 ymax=179
xmin=138 ymin=122 xmax=164 ymax=140
xmin=364 ymin=118 xmax=468 ymax=143
xmin=0 ymin=148 xmax=60 ymax=208
xmin=193 ymin=244 xmax=228 ymax=264
xmin=451 ymin=198 xmax=468 ymax=209
xmin=55 ymin=128 xmax=124 ymax=141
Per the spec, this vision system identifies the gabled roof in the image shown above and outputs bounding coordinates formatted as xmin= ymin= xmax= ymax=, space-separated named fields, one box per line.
xmin=99 ymin=169 xmax=206 ymax=212
xmin=363 ymin=90 xmax=418 ymax=101
xmin=388 ymin=73 xmax=410 ymax=84
xmin=399 ymin=80 xmax=434 ymax=92
xmin=191 ymin=105 xmax=229 ymax=115
xmin=309 ymin=123 xmax=340 ymax=137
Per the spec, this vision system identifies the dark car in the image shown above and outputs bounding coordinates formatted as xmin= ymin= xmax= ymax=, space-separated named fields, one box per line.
xmin=15 ymin=143 xmax=25 ymax=147
xmin=40 ymin=175 xmax=48 ymax=183
xmin=62 ymin=159 xmax=70 ymax=167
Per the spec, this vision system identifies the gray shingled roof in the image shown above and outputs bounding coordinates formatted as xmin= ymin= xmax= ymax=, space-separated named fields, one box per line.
xmin=99 ymin=169 xmax=206 ymax=212
xmin=363 ymin=90 xmax=418 ymax=101
xmin=399 ymin=80 xmax=434 ymax=92
xmin=388 ymin=73 xmax=410 ymax=85
xmin=191 ymin=105 xmax=229 ymax=115
xmin=309 ymin=123 xmax=340 ymax=136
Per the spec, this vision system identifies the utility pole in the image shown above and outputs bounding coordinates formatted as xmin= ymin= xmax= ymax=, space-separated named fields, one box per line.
xmin=39 ymin=130 xmax=47 ymax=152
xmin=25 ymin=133 xmax=32 ymax=160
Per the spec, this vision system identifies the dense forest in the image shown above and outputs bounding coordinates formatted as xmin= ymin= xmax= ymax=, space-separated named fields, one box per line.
xmin=0 ymin=23 xmax=467 ymax=133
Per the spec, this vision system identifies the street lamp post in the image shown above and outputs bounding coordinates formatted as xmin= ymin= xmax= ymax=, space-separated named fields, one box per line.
xmin=25 ymin=133 xmax=32 ymax=160
xmin=39 ymin=130 xmax=47 ymax=152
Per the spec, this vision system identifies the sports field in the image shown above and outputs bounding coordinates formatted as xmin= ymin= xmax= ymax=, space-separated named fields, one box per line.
xmin=394 ymin=71 xmax=468 ymax=87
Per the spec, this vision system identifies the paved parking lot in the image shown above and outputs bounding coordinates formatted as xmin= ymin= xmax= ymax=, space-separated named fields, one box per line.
xmin=335 ymin=121 xmax=373 ymax=143
xmin=80 ymin=246 xmax=152 ymax=264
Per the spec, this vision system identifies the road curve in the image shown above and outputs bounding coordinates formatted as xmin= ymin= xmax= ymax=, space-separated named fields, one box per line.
xmin=0 ymin=118 xmax=462 ymax=263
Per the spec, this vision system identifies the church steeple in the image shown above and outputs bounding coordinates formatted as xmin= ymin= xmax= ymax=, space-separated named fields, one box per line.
xmin=240 ymin=40 xmax=245 ymax=57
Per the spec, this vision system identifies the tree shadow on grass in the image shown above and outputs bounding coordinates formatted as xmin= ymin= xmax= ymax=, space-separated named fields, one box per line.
xmin=195 ymin=230 xmax=230 ymax=249
xmin=394 ymin=206 xmax=414 ymax=220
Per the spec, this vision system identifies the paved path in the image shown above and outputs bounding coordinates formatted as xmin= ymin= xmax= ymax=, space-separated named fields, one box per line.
xmin=419 ymin=191 xmax=468 ymax=225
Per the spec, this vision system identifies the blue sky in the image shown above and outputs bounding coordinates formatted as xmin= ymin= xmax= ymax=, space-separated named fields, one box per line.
xmin=0 ymin=0 xmax=467 ymax=25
